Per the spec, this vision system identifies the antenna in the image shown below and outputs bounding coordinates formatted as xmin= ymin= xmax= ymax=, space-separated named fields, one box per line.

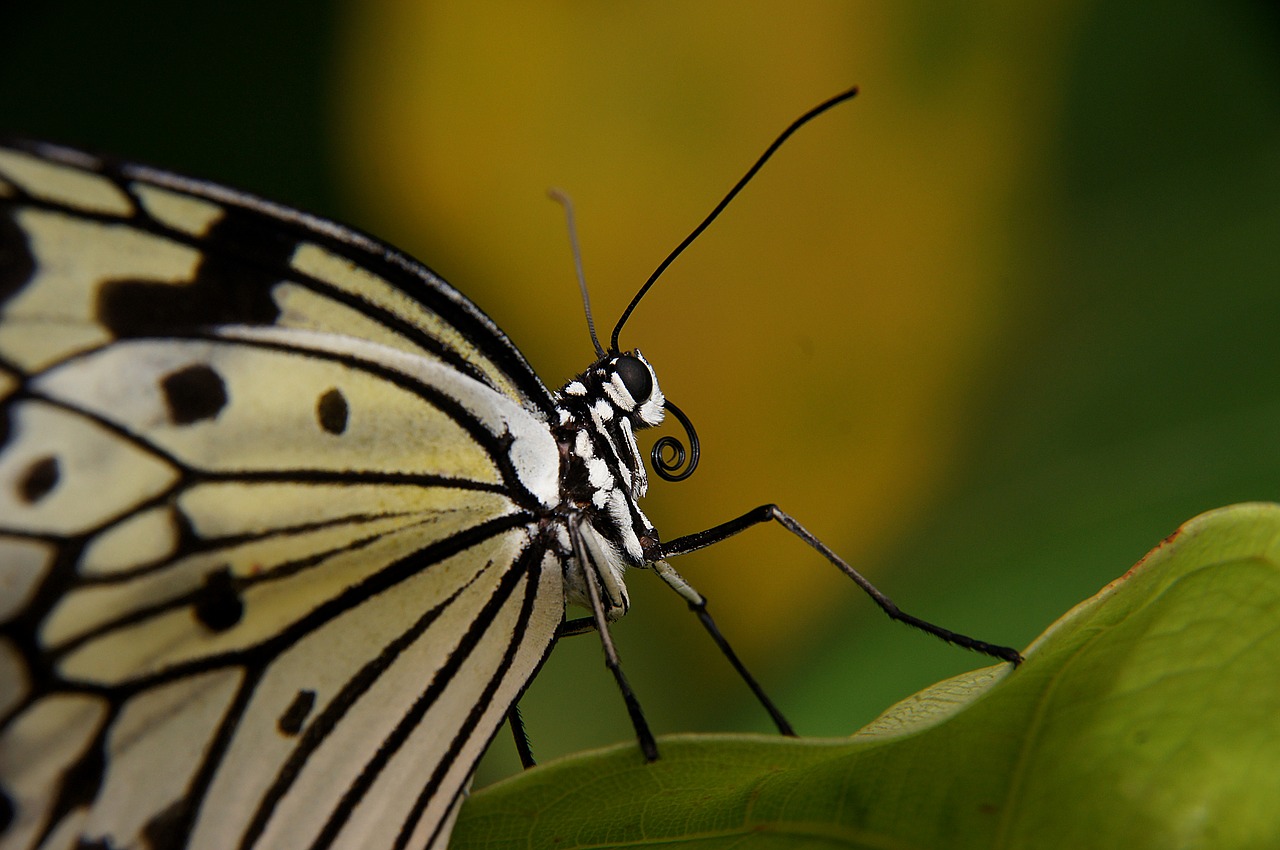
xmin=549 ymin=188 xmax=606 ymax=358
xmin=609 ymin=86 xmax=858 ymax=352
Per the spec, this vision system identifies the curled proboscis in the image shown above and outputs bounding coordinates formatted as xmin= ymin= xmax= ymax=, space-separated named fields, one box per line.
xmin=652 ymin=400 xmax=699 ymax=482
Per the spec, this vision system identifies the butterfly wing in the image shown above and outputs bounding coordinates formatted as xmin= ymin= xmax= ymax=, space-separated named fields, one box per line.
xmin=0 ymin=141 xmax=564 ymax=850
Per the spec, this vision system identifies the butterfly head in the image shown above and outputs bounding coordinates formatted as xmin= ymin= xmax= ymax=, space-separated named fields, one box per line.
xmin=602 ymin=350 xmax=665 ymax=428
xmin=560 ymin=349 xmax=665 ymax=429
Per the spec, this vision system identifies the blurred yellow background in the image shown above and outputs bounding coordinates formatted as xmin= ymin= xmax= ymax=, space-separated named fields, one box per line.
xmin=330 ymin=2 xmax=1079 ymax=644
xmin=321 ymin=2 xmax=1088 ymax=778
xmin=6 ymin=0 xmax=1279 ymax=785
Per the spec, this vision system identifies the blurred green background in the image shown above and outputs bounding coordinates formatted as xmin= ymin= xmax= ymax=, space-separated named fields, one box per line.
xmin=4 ymin=1 xmax=1278 ymax=787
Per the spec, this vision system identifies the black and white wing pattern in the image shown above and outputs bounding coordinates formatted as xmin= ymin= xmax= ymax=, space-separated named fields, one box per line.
xmin=0 ymin=140 xmax=665 ymax=850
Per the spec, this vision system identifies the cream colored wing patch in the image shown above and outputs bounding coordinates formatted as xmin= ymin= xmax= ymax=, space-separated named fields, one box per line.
xmin=0 ymin=144 xmax=548 ymax=409
xmin=0 ymin=140 xmax=568 ymax=850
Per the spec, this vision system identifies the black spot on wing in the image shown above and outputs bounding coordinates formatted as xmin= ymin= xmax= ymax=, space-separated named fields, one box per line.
xmin=277 ymin=689 xmax=316 ymax=736
xmin=97 ymin=205 xmax=289 ymax=337
xmin=78 ymin=838 xmax=120 ymax=850
xmin=170 ymin=504 xmax=201 ymax=552
xmin=193 ymin=567 xmax=243 ymax=632
xmin=160 ymin=364 xmax=226 ymax=425
xmin=0 ymin=785 xmax=13 ymax=833
xmin=18 ymin=455 xmax=59 ymax=503
xmin=316 ymin=387 xmax=348 ymax=435
xmin=47 ymin=742 xmax=106 ymax=845
xmin=0 ymin=210 xmax=36 ymax=306
xmin=143 ymin=795 xmax=193 ymax=850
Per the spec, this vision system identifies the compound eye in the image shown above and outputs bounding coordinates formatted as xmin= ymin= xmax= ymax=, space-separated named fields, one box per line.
xmin=613 ymin=354 xmax=653 ymax=403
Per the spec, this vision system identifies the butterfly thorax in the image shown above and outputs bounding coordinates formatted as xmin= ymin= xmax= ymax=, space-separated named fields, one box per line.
xmin=551 ymin=350 xmax=666 ymax=617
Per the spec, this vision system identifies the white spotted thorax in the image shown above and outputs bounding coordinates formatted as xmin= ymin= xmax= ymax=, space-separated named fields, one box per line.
xmin=554 ymin=350 xmax=665 ymax=620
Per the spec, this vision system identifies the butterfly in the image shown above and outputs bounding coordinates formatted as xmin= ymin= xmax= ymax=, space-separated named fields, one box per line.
xmin=0 ymin=88 xmax=1020 ymax=850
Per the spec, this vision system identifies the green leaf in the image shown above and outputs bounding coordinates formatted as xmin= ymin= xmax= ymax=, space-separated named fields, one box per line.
xmin=455 ymin=503 xmax=1280 ymax=849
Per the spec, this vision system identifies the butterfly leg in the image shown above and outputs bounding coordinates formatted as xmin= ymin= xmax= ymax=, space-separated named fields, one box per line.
xmin=656 ymin=505 xmax=1023 ymax=665
xmin=509 ymin=614 xmax=603 ymax=770
xmin=509 ymin=615 xmax=610 ymax=769
xmin=569 ymin=522 xmax=660 ymax=761
xmin=556 ymin=617 xmax=596 ymax=638
xmin=507 ymin=705 xmax=537 ymax=769
xmin=649 ymin=559 xmax=796 ymax=735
